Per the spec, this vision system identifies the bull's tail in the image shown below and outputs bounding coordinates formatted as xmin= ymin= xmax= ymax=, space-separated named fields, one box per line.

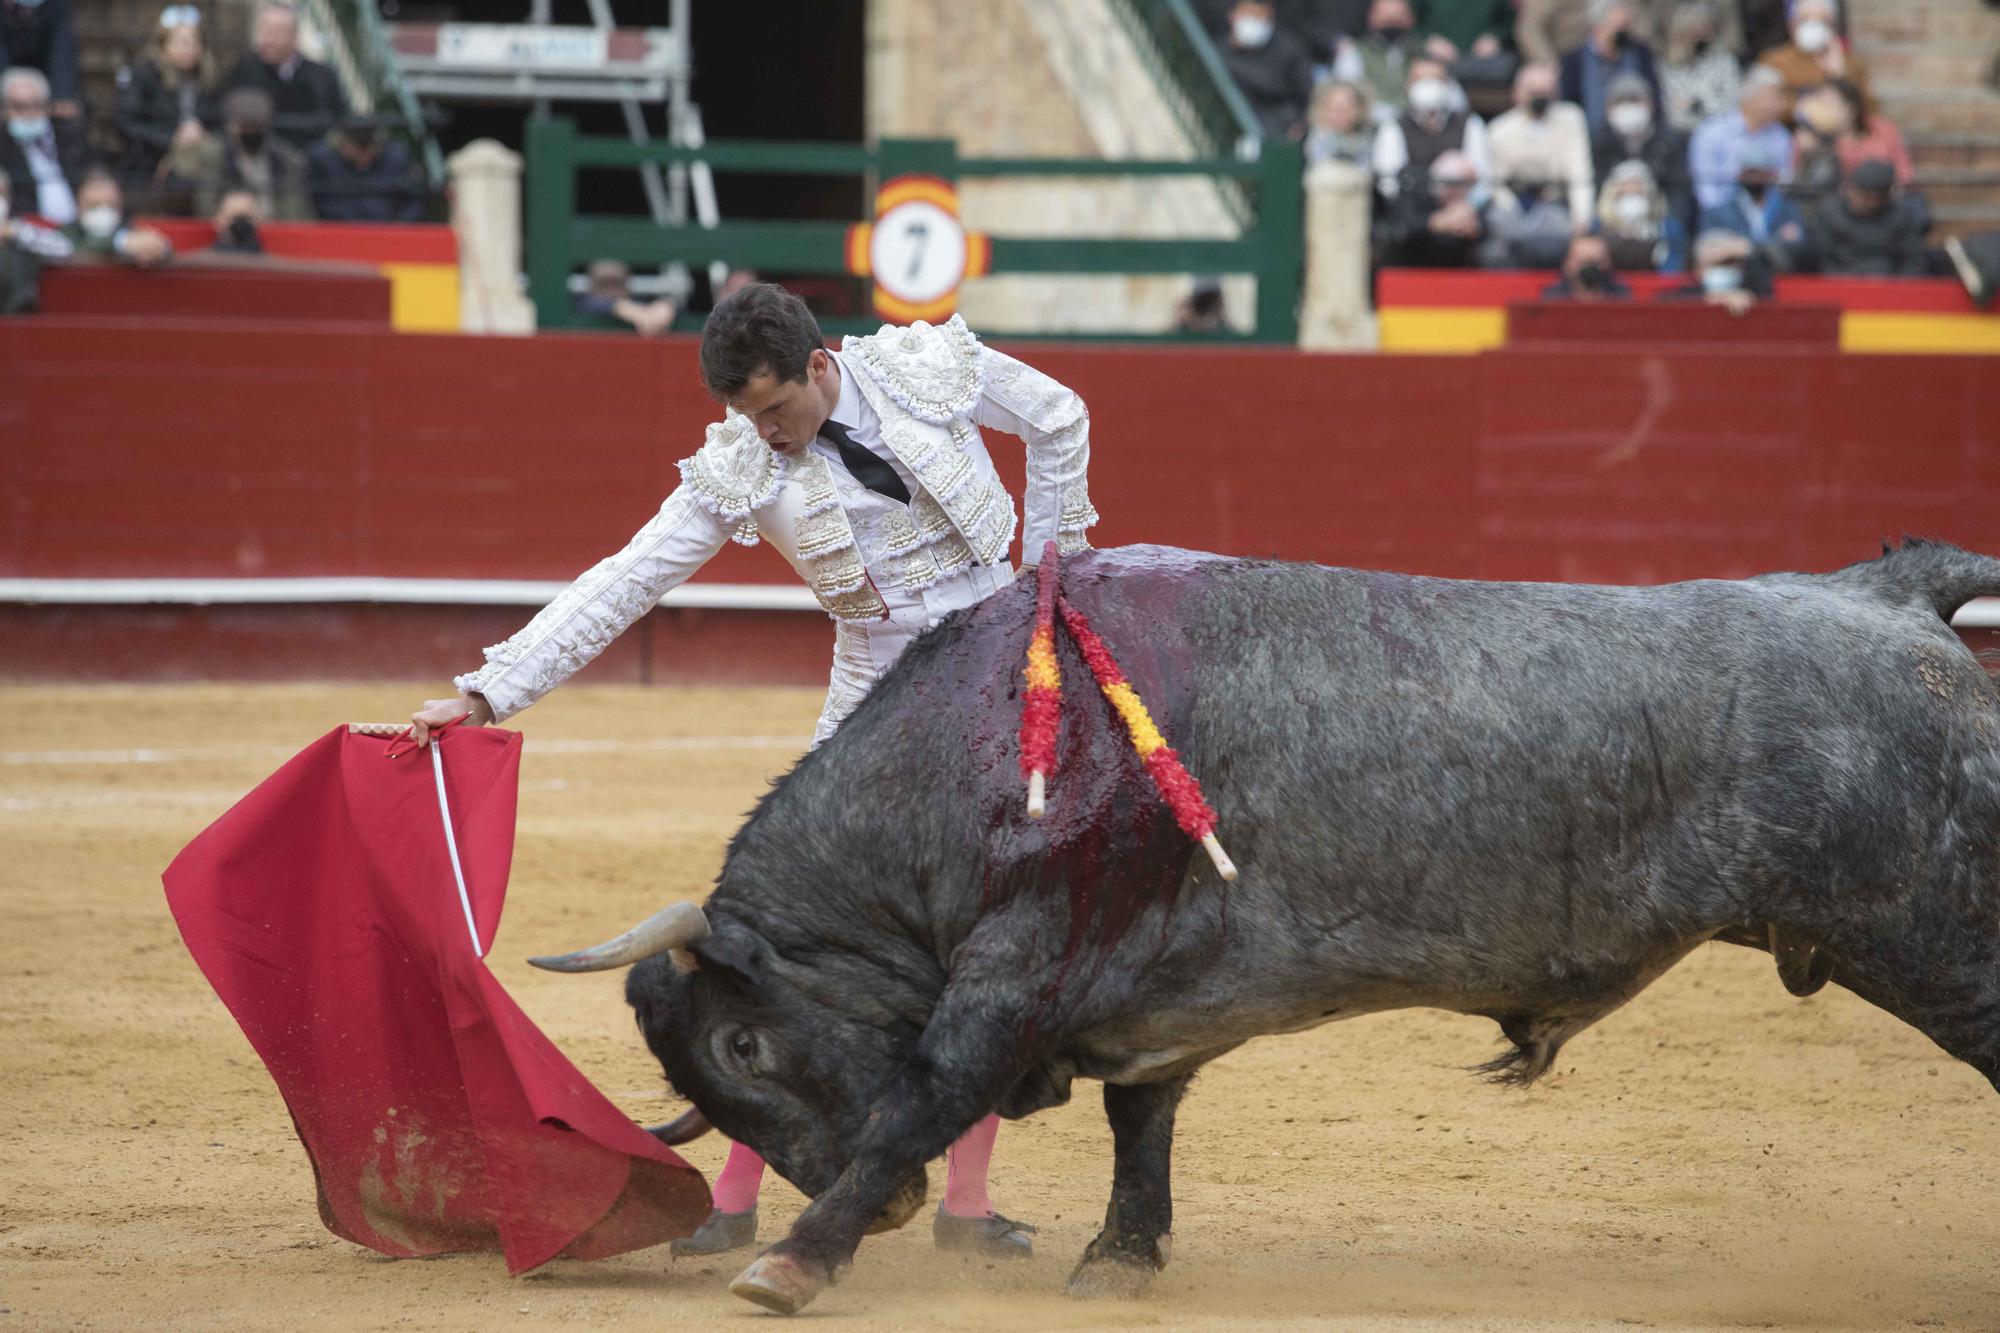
xmin=1834 ymin=538 xmax=2000 ymax=623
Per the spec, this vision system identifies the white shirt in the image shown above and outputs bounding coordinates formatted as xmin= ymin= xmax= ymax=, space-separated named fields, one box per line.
xmin=1487 ymin=101 xmax=1596 ymax=224
xmin=21 ymin=134 xmax=76 ymax=225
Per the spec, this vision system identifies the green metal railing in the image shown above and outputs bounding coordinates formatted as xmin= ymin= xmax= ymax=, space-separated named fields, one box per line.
xmin=1104 ymin=0 xmax=1261 ymax=161
xmin=303 ymin=0 xmax=444 ymax=186
xmin=526 ymin=126 xmax=1303 ymax=342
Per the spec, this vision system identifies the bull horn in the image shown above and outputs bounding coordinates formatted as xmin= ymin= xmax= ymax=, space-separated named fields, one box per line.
xmin=646 ymin=1107 xmax=713 ymax=1146
xmin=528 ymin=901 xmax=711 ymax=973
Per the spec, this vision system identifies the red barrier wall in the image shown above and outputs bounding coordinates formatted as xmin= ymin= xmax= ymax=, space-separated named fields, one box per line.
xmin=6 ymin=318 xmax=1998 ymax=683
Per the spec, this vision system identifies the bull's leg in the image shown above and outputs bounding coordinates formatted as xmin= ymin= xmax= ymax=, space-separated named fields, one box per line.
xmin=1069 ymin=1075 xmax=1188 ymax=1297
xmin=1830 ymin=916 xmax=2000 ymax=1093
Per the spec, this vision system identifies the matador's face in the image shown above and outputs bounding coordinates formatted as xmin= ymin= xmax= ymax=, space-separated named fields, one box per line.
xmin=730 ymin=349 xmax=838 ymax=452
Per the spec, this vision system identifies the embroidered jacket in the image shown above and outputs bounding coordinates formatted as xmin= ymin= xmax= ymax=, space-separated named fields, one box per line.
xmin=455 ymin=316 xmax=1097 ymax=721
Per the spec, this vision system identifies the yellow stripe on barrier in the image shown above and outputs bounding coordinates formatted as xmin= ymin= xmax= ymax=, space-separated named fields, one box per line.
xmin=1840 ymin=312 xmax=2000 ymax=355
xmin=1377 ymin=306 xmax=1508 ymax=354
xmin=383 ymin=262 xmax=461 ymax=333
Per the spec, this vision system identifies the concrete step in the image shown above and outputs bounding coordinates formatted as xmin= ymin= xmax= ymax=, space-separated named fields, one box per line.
xmin=1873 ymin=86 xmax=2000 ymax=134
xmin=1863 ymin=43 xmax=1997 ymax=88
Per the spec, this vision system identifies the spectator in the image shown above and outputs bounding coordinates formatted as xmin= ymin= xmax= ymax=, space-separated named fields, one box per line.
xmin=1829 ymin=77 xmax=1911 ymax=187
xmin=1383 ymin=148 xmax=1487 ymax=265
xmin=716 ymin=266 xmax=759 ymax=302
xmin=225 ymin=0 xmax=346 ymax=151
xmin=210 ymin=187 xmax=266 ymax=254
xmin=1659 ymin=227 xmax=1772 ymax=313
xmin=168 ymin=86 xmax=313 ymax=220
xmin=1739 ymin=0 xmax=1791 ymax=62
xmin=308 ymin=115 xmax=423 ymax=222
xmin=575 ymin=258 xmax=676 ymax=335
xmin=1488 ymin=61 xmax=1595 ymax=226
xmin=1372 ymin=56 xmax=1490 ymax=196
xmin=1332 ymin=0 xmax=1427 ymax=113
xmin=1689 ymin=65 xmax=1792 ymax=209
xmin=116 ymin=6 xmax=220 ymax=204
xmin=1219 ymin=0 xmax=1316 ymax=138
xmin=1480 ymin=178 xmax=1579 ymax=266
xmin=1658 ymin=0 xmax=1740 ymax=132
xmin=1596 ymin=159 xmax=1682 ymax=269
xmin=1542 ymin=232 xmax=1633 ymax=297
xmin=61 ymin=167 xmax=172 ymax=265
xmin=1631 ymin=0 xmax=1743 ymax=57
xmin=1810 ymin=157 xmax=1930 ymax=276
xmin=1304 ymin=78 xmax=1377 ymax=166
xmin=1755 ymin=0 xmax=1873 ymax=109
xmin=1172 ymin=277 xmax=1228 ymax=333
xmin=0 ymin=166 xmax=70 ymax=312
xmin=0 ymin=65 xmax=80 ymax=224
xmin=1418 ymin=0 xmax=1512 ymax=61
xmin=1591 ymin=69 xmax=1691 ymax=226
xmin=1515 ymin=0 xmax=1591 ymax=66
xmin=1697 ymin=138 xmax=1811 ymax=270
xmin=1558 ymin=0 xmax=1662 ymax=133
xmin=0 ymin=0 xmax=76 ymax=118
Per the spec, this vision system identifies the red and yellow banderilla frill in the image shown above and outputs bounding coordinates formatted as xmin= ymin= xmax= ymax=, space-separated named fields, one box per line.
xmin=1018 ymin=542 xmax=1237 ymax=882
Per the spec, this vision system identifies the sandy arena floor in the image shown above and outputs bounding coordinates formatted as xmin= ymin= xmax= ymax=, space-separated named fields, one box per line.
xmin=1 ymin=683 xmax=1994 ymax=1332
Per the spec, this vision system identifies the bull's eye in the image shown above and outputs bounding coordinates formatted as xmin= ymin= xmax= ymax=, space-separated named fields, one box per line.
xmin=730 ymin=1030 xmax=758 ymax=1061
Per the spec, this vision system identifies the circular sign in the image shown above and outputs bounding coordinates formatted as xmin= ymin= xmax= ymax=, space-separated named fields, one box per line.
xmin=868 ymin=197 xmax=968 ymax=310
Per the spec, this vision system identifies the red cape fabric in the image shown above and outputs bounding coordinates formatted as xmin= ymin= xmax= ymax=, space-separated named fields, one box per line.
xmin=163 ymin=725 xmax=709 ymax=1273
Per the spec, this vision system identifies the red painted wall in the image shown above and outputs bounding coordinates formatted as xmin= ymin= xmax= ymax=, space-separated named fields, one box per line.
xmin=6 ymin=318 xmax=1998 ymax=683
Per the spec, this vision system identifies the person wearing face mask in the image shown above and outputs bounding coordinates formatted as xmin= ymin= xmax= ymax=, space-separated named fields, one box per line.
xmin=307 ymin=114 xmax=424 ymax=222
xmin=1488 ymin=61 xmax=1595 ymax=228
xmin=1809 ymin=157 xmax=1931 ymax=277
xmin=1659 ymin=227 xmax=1773 ymax=314
xmin=1756 ymin=0 xmax=1873 ymax=109
xmin=1219 ymin=0 xmax=1316 ymax=139
xmin=1591 ymin=72 xmax=1691 ymax=229
xmin=1658 ymin=1 xmax=1740 ymax=132
xmin=167 ymin=85 xmax=313 ymax=221
xmin=1696 ymin=139 xmax=1811 ymax=271
xmin=1541 ymin=232 xmax=1633 ymax=299
xmin=1558 ymin=0 xmax=1662 ymax=133
xmin=224 ymin=0 xmax=347 ymax=151
xmin=1303 ymin=78 xmax=1378 ymax=167
xmin=0 ymin=167 xmax=72 ymax=314
xmin=59 ymin=166 xmax=172 ymax=265
xmin=1371 ymin=56 xmax=1491 ymax=200
xmin=1595 ymin=159 xmax=1684 ymax=269
xmin=1383 ymin=148 xmax=1488 ymax=266
xmin=1330 ymin=0 xmax=1426 ymax=113
xmin=0 ymin=65 xmax=82 ymax=224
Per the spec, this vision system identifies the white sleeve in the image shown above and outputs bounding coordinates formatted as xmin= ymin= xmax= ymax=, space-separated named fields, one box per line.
xmin=969 ymin=344 xmax=1096 ymax=564
xmin=452 ymin=486 xmax=733 ymax=721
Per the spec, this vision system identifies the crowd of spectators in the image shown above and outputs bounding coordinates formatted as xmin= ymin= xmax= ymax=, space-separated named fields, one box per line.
xmin=2 ymin=0 xmax=427 ymax=309
xmin=1204 ymin=0 xmax=1972 ymax=306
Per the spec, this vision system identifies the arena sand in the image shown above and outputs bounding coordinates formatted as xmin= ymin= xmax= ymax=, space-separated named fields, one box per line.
xmin=1 ymin=684 xmax=1994 ymax=1332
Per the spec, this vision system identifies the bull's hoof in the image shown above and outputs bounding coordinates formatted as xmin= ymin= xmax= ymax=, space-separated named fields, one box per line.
xmin=729 ymin=1252 xmax=829 ymax=1315
xmin=1065 ymin=1234 xmax=1169 ymax=1299
xmin=933 ymin=1206 xmax=1037 ymax=1259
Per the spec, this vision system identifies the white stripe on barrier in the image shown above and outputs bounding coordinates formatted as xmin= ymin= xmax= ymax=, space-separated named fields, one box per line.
xmin=0 ymin=576 xmax=822 ymax=612
xmin=0 ymin=734 xmax=809 ymax=766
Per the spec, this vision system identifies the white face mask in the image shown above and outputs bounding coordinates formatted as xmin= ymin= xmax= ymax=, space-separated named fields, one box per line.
xmin=1408 ymin=77 xmax=1449 ymax=117
xmin=1232 ymin=14 xmax=1275 ymax=46
xmin=81 ymin=205 xmax=121 ymax=239
xmin=1794 ymin=18 xmax=1833 ymax=53
xmin=1608 ymin=101 xmax=1652 ymax=136
xmin=0 ymin=197 xmax=10 ymax=225
xmin=1701 ymin=264 xmax=1744 ymax=294
xmin=1614 ymin=192 xmax=1650 ymax=225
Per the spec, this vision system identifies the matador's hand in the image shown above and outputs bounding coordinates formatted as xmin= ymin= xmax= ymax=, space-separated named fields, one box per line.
xmin=409 ymin=694 xmax=492 ymax=748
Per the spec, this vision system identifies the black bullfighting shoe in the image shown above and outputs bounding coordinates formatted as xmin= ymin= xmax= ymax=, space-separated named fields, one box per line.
xmin=932 ymin=1206 xmax=1037 ymax=1259
xmin=671 ymin=1206 xmax=758 ymax=1258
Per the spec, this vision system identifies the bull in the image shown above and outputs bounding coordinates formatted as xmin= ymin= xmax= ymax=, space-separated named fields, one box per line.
xmin=534 ymin=541 xmax=2000 ymax=1314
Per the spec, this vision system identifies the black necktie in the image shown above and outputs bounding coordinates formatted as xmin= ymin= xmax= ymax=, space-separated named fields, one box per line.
xmin=821 ymin=416 xmax=910 ymax=505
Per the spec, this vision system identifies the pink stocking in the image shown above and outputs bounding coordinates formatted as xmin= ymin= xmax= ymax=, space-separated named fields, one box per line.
xmin=940 ymin=1113 xmax=1001 ymax=1217
xmin=709 ymin=1138 xmax=766 ymax=1213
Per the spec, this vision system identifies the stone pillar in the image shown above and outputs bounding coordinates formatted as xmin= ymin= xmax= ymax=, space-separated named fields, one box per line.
xmin=1298 ymin=160 xmax=1377 ymax=351
xmin=449 ymin=140 xmax=537 ymax=335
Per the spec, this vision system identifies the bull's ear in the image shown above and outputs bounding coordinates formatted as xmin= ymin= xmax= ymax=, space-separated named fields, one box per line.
xmin=689 ymin=927 xmax=766 ymax=988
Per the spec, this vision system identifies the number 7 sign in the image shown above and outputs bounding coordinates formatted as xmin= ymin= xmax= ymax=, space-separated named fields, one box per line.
xmin=845 ymin=175 xmax=991 ymax=324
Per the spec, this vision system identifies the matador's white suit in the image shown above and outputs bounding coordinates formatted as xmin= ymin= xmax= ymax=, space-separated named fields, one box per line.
xmin=454 ymin=316 xmax=1098 ymax=742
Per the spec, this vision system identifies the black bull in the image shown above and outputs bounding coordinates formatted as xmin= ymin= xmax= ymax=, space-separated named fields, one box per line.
xmin=536 ymin=542 xmax=2000 ymax=1313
